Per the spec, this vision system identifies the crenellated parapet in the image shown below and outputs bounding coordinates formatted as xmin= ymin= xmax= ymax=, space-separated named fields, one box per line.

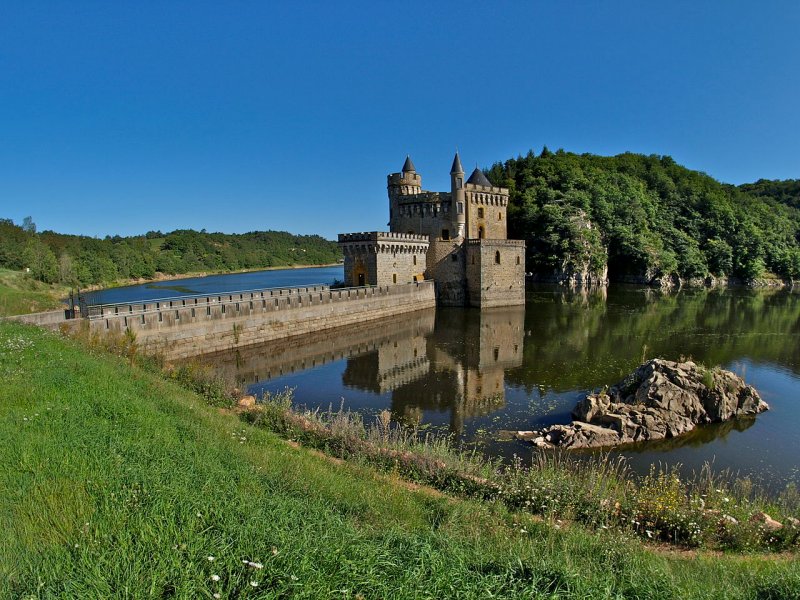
xmin=338 ymin=232 xmax=430 ymax=255
xmin=465 ymin=239 xmax=525 ymax=247
xmin=465 ymin=187 xmax=509 ymax=207
xmin=339 ymin=232 xmax=429 ymax=243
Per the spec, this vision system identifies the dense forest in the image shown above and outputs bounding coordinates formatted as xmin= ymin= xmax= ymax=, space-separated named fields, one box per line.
xmin=486 ymin=149 xmax=800 ymax=283
xmin=0 ymin=218 xmax=341 ymax=287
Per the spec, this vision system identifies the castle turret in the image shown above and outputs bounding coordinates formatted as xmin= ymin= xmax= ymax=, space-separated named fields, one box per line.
xmin=450 ymin=152 xmax=465 ymax=238
xmin=388 ymin=155 xmax=422 ymax=201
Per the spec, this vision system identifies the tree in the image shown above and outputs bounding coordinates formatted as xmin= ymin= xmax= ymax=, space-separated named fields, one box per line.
xmin=22 ymin=239 xmax=58 ymax=283
xmin=22 ymin=216 xmax=36 ymax=234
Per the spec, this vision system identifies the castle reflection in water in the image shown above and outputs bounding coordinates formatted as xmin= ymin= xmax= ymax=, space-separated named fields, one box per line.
xmin=190 ymin=306 xmax=525 ymax=433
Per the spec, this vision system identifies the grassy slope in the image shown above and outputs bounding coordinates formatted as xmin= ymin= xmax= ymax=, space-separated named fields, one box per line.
xmin=0 ymin=269 xmax=68 ymax=317
xmin=1 ymin=322 xmax=798 ymax=599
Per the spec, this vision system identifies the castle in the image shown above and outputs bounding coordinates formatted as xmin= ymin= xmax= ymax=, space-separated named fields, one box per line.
xmin=338 ymin=153 xmax=526 ymax=307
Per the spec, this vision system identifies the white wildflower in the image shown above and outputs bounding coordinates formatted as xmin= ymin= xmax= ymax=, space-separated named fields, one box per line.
xmin=211 ymin=575 xmax=220 ymax=582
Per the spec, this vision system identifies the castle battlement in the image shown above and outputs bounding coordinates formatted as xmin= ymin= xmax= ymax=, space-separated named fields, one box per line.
xmin=339 ymin=232 xmax=429 ymax=243
xmin=466 ymin=239 xmax=525 ymax=247
xmin=338 ymin=153 xmax=525 ymax=307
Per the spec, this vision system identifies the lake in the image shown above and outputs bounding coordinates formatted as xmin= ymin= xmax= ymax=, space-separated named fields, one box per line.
xmin=106 ymin=268 xmax=799 ymax=491
xmin=189 ymin=282 xmax=800 ymax=491
xmin=81 ymin=265 xmax=344 ymax=305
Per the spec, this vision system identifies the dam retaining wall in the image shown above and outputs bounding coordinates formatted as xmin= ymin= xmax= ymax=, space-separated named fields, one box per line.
xmin=86 ymin=281 xmax=436 ymax=360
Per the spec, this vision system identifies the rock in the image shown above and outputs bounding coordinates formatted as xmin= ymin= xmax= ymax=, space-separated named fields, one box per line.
xmin=786 ymin=517 xmax=800 ymax=529
xmin=237 ymin=395 xmax=257 ymax=408
xmin=720 ymin=514 xmax=739 ymax=526
xmin=749 ymin=511 xmax=783 ymax=531
xmin=526 ymin=359 xmax=768 ymax=449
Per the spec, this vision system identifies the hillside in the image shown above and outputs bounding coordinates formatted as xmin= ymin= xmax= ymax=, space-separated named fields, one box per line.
xmin=740 ymin=179 xmax=800 ymax=211
xmin=486 ymin=150 xmax=800 ymax=284
xmin=0 ymin=219 xmax=341 ymax=287
xmin=2 ymin=321 xmax=799 ymax=598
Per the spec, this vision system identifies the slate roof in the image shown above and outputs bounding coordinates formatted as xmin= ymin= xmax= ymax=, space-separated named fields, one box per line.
xmin=402 ymin=155 xmax=416 ymax=172
xmin=450 ymin=152 xmax=464 ymax=174
xmin=466 ymin=167 xmax=492 ymax=187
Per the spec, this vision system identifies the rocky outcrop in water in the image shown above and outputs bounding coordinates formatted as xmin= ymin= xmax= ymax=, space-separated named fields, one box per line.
xmin=518 ymin=359 xmax=768 ymax=449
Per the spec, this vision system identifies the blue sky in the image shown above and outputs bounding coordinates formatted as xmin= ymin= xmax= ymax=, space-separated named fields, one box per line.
xmin=1 ymin=2 xmax=798 ymax=240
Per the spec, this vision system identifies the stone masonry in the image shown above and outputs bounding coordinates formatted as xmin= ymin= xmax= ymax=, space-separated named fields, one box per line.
xmin=338 ymin=154 xmax=525 ymax=307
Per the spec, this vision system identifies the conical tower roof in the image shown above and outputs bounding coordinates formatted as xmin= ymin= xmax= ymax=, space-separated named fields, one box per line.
xmin=450 ymin=152 xmax=464 ymax=174
xmin=466 ymin=166 xmax=492 ymax=187
xmin=402 ymin=155 xmax=416 ymax=173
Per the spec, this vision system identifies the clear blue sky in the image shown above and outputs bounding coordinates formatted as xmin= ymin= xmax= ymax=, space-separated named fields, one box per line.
xmin=1 ymin=1 xmax=798 ymax=240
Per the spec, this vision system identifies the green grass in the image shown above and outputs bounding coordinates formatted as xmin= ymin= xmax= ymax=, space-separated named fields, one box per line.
xmin=0 ymin=269 xmax=68 ymax=316
xmin=1 ymin=322 xmax=799 ymax=599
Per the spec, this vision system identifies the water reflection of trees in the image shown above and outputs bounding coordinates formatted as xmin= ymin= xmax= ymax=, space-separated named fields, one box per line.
xmin=510 ymin=286 xmax=800 ymax=393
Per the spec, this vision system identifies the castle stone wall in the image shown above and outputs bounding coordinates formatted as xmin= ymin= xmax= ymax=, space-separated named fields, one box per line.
xmin=465 ymin=184 xmax=509 ymax=240
xmin=390 ymin=191 xmax=455 ymax=239
xmin=466 ymin=240 xmax=526 ymax=307
xmin=339 ymin=232 xmax=428 ymax=286
xmin=426 ymin=240 xmax=466 ymax=306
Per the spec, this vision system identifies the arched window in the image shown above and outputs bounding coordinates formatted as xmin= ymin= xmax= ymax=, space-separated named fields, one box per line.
xmin=494 ymin=251 xmax=501 ymax=264
xmin=413 ymin=255 xmax=417 ymax=266
xmin=393 ymin=273 xmax=397 ymax=284
xmin=516 ymin=255 xmax=520 ymax=265
xmin=479 ymin=226 xmax=485 ymax=239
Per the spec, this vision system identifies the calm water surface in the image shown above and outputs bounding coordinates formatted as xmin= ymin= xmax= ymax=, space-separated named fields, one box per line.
xmin=83 ymin=265 xmax=344 ymax=304
xmin=181 ymin=279 xmax=800 ymax=490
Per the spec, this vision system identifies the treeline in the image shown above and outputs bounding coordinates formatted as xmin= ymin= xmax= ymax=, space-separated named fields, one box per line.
xmin=486 ymin=149 xmax=800 ymax=282
xmin=739 ymin=178 xmax=800 ymax=210
xmin=0 ymin=218 xmax=341 ymax=287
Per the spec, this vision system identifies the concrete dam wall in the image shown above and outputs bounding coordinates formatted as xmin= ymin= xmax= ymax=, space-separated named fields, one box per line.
xmin=86 ymin=281 xmax=436 ymax=361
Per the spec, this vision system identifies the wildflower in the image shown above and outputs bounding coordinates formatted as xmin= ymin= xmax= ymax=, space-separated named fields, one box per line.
xmin=207 ymin=556 xmax=215 ymax=561
xmin=646 ymin=530 xmax=654 ymax=538
xmin=211 ymin=575 xmax=220 ymax=582
xmin=291 ymin=575 xmax=298 ymax=581
xmin=213 ymin=595 xmax=221 ymax=599
xmin=196 ymin=512 xmax=202 ymax=517
xmin=250 ymin=581 xmax=259 ymax=587
xmin=271 ymin=546 xmax=278 ymax=555
xmin=246 ymin=561 xmax=263 ymax=569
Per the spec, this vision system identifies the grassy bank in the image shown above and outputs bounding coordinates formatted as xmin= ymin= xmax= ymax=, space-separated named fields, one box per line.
xmin=2 ymin=322 xmax=799 ymax=598
xmin=0 ymin=268 xmax=69 ymax=317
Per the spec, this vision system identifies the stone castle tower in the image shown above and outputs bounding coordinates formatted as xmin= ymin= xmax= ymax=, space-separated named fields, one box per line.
xmin=339 ymin=153 xmax=525 ymax=307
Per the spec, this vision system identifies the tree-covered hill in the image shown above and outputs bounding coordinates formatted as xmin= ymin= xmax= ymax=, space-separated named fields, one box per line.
xmin=486 ymin=149 xmax=800 ymax=283
xmin=739 ymin=178 xmax=800 ymax=211
xmin=0 ymin=219 xmax=341 ymax=287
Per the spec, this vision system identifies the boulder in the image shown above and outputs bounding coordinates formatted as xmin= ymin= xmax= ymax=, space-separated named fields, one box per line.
xmin=528 ymin=359 xmax=768 ymax=449
xmin=749 ymin=511 xmax=783 ymax=531
xmin=237 ymin=395 xmax=257 ymax=409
